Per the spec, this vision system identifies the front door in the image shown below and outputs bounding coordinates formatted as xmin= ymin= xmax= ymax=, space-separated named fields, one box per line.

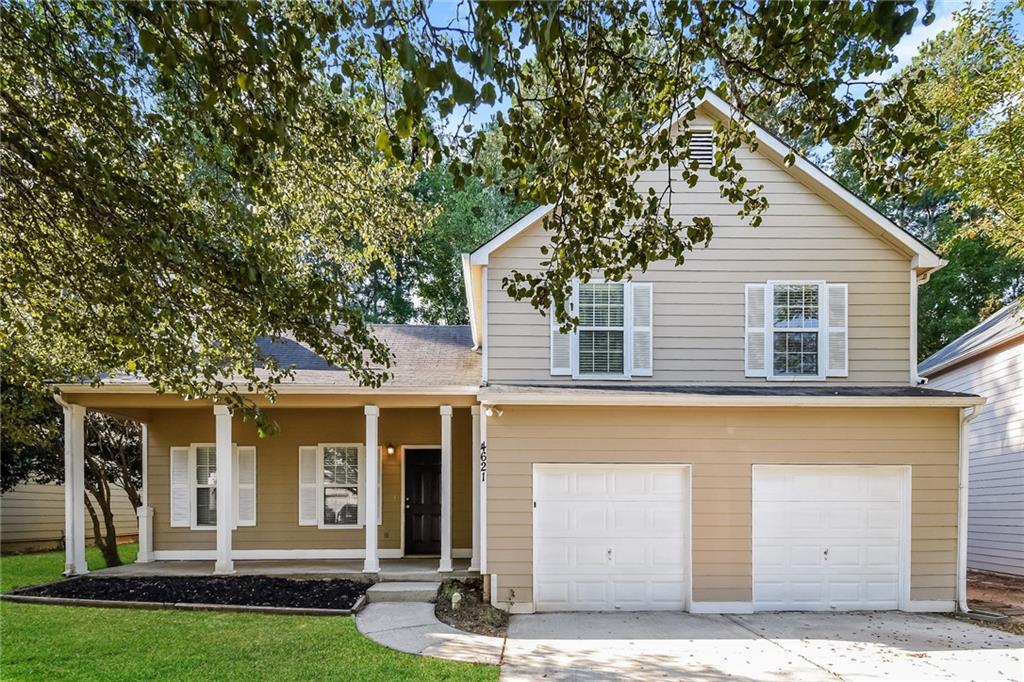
xmin=405 ymin=448 xmax=442 ymax=555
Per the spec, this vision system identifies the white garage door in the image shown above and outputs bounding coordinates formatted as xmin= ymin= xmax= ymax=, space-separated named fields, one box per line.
xmin=533 ymin=464 xmax=689 ymax=611
xmin=753 ymin=466 xmax=908 ymax=611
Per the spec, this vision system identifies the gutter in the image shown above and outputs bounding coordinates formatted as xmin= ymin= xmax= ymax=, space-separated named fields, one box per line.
xmin=478 ymin=389 xmax=985 ymax=409
xmin=957 ymin=404 xmax=982 ymax=613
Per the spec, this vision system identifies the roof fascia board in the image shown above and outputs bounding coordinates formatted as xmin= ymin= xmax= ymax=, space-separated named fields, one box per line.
xmin=468 ymin=203 xmax=555 ymax=265
xmin=56 ymin=384 xmax=482 ymax=396
xmin=461 ymin=254 xmax=482 ymax=347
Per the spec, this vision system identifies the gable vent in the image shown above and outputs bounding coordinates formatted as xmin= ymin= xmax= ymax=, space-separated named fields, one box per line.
xmin=690 ymin=131 xmax=714 ymax=167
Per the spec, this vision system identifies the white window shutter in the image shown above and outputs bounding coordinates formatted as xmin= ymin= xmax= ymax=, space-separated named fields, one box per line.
xmin=169 ymin=447 xmax=190 ymax=527
xmin=234 ymin=446 xmax=257 ymax=527
xmin=826 ymin=283 xmax=849 ymax=377
xmin=745 ymin=284 xmax=769 ymax=377
xmin=298 ymin=446 xmax=318 ymax=526
xmin=630 ymin=283 xmax=654 ymax=376
xmin=550 ymin=304 xmax=572 ymax=376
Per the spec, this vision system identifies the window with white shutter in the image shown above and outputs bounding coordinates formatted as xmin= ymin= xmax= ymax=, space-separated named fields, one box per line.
xmin=298 ymin=444 xmax=378 ymax=529
xmin=630 ymin=283 xmax=654 ymax=376
xmin=745 ymin=284 xmax=768 ymax=377
xmin=550 ymin=304 xmax=572 ymax=375
xmin=169 ymin=447 xmax=190 ymax=527
xmin=554 ymin=280 xmax=656 ymax=379
xmin=746 ymin=281 xmax=847 ymax=381
xmin=826 ymin=283 xmax=849 ymax=376
xmin=234 ymin=446 xmax=257 ymax=527
xmin=298 ymin=446 xmax=318 ymax=526
xmin=170 ymin=443 xmax=257 ymax=529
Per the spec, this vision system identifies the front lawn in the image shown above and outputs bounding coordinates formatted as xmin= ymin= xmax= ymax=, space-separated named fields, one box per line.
xmin=0 ymin=547 xmax=498 ymax=681
xmin=1 ymin=543 xmax=138 ymax=594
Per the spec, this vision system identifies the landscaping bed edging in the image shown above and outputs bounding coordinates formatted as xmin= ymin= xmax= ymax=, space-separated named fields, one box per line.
xmin=1 ymin=592 xmax=367 ymax=616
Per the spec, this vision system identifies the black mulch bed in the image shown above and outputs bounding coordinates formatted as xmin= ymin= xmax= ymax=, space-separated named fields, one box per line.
xmin=16 ymin=576 xmax=370 ymax=610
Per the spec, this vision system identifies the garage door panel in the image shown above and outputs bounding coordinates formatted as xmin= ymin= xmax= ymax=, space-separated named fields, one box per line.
xmin=535 ymin=465 xmax=689 ymax=612
xmin=753 ymin=466 xmax=907 ymax=611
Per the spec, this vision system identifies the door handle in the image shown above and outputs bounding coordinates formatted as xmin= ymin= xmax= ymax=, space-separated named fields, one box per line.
xmin=824 ymin=548 xmax=829 ymax=559
xmin=607 ymin=548 xmax=613 ymax=561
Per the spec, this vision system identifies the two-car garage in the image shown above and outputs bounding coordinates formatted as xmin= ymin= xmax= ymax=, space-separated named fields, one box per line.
xmin=532 ymin=464 xmax=910 ymax=613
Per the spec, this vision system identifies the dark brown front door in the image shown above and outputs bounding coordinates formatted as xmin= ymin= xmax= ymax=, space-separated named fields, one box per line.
xmin=405 ymin=448 xmax=441 ymax=555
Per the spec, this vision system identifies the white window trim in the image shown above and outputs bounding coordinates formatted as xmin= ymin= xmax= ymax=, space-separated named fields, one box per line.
xmin=317 ymin=442 xmax=364 ymax=529
xmin=187 ymin=442 xmax=250 ymax=531
xmin=571 ymin=278 xmax=635 ymax=381
xmin=765 ymin=280 xmax=827 ymax=382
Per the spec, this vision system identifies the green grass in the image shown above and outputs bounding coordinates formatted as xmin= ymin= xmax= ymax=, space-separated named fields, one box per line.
xmin=1 ymin=543 xmax=138 ymax=594
xmin=0 ymin=546 xmax=498 ymax=681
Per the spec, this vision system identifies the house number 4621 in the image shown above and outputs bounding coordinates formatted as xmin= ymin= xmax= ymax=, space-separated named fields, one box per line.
xmin=479 ymin=442 xmax=487 ymax=482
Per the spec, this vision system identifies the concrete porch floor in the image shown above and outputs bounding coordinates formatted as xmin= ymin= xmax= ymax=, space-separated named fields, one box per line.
xmin=92 ymin=558 xmax=476 ymax=581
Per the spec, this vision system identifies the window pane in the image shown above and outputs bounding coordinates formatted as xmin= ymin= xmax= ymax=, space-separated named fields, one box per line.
xmin=196 ymin=487 xmax=217 ymax=526
xmin=324 ymin=486 xmax=358 ymax=525
xmin=323 ymin=447 xmax=359 ymax=485
xmin=579 ymin=283 xmax=624 ymax=326
xmin=579 ymin=330 xmax=625 ymax=374
xmin=773 ymin=331 xmax=819 ymax=376
xmin=196 ymin=447 xmax=216 ymax=486
xmin=773 ymin=284 xmax=819 ymax=329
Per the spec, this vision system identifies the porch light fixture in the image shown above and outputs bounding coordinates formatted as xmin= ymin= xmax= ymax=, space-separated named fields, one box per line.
xmin=386 ymin=443 xmax=396 ymax=456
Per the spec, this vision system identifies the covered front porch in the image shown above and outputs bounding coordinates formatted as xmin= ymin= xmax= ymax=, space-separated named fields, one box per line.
xmin=92 ymin=557 xmax=477 ymax=581
xmin=56 ymin=392 xmax=483 ymax=579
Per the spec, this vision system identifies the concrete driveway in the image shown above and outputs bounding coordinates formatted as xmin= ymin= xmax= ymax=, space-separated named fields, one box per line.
xmin=502 ymin=611 xmax=1024 ymax=681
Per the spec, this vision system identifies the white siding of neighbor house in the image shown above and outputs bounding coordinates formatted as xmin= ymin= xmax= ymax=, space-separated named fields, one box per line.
xmin=0 ymin=482 xmax=138 ymax=552
xmin=485 ymin=112 xmax=914 ymax=386
xmin=926 ymin=340 xmax=1024 ymax=576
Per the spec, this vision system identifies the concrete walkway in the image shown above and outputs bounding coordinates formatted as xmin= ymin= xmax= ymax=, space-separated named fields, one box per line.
xmin=502 ymin=611 xmax=1024 ymax=681
xmin=355 ymin=602 xmax=505 ymax=665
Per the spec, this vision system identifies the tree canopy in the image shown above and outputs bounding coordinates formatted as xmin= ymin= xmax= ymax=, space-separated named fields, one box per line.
xmin=2 ymin=0 xmax=944 ymax=424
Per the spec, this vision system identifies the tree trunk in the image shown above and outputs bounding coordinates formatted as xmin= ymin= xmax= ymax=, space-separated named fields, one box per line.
xmin=84 ymin=457 xmax=122 ymax=567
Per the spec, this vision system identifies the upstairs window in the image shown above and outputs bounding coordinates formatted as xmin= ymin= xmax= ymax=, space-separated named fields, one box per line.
xmin=745 ymin=281 xmax=848 ymax=380
xmin=771 ymin=284 xmax=820 ymax=377
xmin=550 ymin=280 xmax=654 ymax=379
xmin=578 ymin=283 xmax=626 ymax=375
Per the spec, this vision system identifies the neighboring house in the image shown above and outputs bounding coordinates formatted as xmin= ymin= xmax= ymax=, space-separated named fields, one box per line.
xmin=55 ymin=93 xmax=983 ymax=616
xmin=919 ymin=302 xmax=1024 ymax=578
xmin=1 ymin=482 xmax=138 ymax=553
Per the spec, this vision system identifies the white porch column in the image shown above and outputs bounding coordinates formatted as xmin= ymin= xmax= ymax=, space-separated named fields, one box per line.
xmin=469 ymin=406 xmax=482 ymax=571
xmin=213 ymin=405 xmax=234 ymax=574
xmin=439 ymin=405 xmax=453 ymax=572
xmin=363 ymin=405 xmax=380 ymax=574
xmin=62 ymin=402 xmax=88 ymax=575
xmin=136 ymin=422 xmax=154 ymax=563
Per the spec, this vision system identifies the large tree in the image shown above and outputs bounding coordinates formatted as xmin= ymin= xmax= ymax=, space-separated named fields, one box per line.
xmin=844 ymin=1 xmax=1024 ymax=258
xmin=3 ymin=1 xmax=941 ymax=423
xmin=1 ymin=381 xmax=142 ymax=567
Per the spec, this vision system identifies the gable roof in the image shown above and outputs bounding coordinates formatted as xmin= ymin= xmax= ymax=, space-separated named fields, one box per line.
xmin=467 ymin=92 xmax=943 ymax=271
xmin=918 ymin=301 xmax=1024 ymax=377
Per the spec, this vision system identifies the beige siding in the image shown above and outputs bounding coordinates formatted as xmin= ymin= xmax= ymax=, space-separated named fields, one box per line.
xmin=1 ymin=482 xmax=138 ymax=552
xmin=149 ymin=407 xmax=473 ymax=553
xmin=927 ymin=340 xmax=1024 ymax=576
xmin=486 ymin=405 xmax=960 ymax=608
xmin=486 ymin=112 xmax=912 ymax=385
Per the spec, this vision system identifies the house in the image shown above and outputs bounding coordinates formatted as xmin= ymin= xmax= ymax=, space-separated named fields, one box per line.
xmin=55 ymin=93 xmax=984 ymax=615
xmin=919 ymin=302 xmax=1023 ymax=578
xmin=0 ymin=481 xmax=137 ymax=553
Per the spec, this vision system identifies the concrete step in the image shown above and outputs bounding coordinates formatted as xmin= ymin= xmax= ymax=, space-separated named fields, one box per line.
xmin=379 ymin=570 xmax=447 ymax=582
xmin=367 ymin=581 xmax=440 ymax=603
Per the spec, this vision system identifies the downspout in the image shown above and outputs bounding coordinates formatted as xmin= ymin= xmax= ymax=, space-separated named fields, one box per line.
xmin=957 ymin=405 xmax=982 ymax=613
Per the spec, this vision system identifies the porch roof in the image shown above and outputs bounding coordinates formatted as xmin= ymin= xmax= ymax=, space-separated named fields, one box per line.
xmin=59 ymin=325 xmax=481 ymax=394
